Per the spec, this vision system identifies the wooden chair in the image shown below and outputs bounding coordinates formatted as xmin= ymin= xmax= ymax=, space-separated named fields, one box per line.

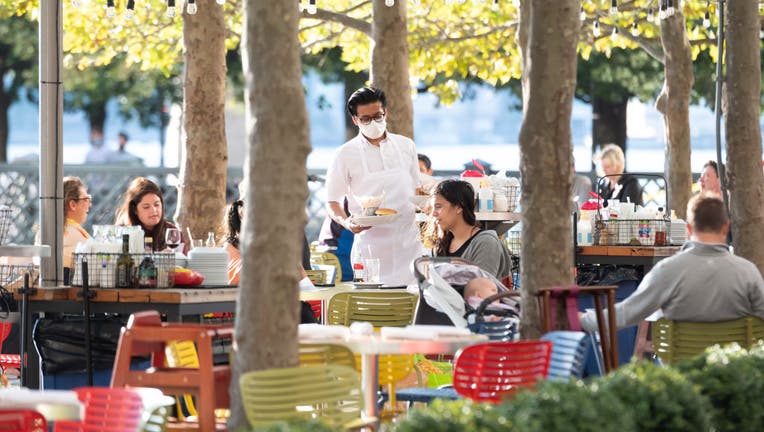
xmin=536 ymin=285 xmax=619 ymax=373
xmin=0 ymin=409 xmax=47 ymax=432
xmin=110 ymin=311 xmax=233 ymax=432
xmin=652 ymin=316 xmax=764 ymax=364
xmin=326 ymin=292 xmax=418 ymax=327
xmin=239 ymin=364 xmax=374 ymax=430
xmin=54 ymin=387 xmax=144 ymax=432
xmin=452 ymin=340 xmax=552 ymax=404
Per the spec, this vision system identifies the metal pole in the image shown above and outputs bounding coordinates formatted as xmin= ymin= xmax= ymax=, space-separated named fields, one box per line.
xmin=714 ymin=0 xmax=728 ymax=213
xmin=39 ymin=0 xmax=64 ymax=287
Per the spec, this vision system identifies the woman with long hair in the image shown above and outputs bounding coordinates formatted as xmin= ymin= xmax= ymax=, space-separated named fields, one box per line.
xmin=221 ymin=199 xmax=244 ymax=285
xmin=115 ymin=177 xmax=184 ymax=252
xmin=422 ymin=179 xmax=511 ymax=280
xmin=63 ymin=176 xmax=92 ymax=281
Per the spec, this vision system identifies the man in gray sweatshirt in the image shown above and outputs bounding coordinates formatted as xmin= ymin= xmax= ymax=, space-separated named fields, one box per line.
xmin=580 ymin=193 xmax=764 ymax=332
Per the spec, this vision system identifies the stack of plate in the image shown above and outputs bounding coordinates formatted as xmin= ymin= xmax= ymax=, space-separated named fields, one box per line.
xmin=670 ymin=220 xmax=687 ymax=245
xmin=188 ymin=247 xmax=229 ymax=286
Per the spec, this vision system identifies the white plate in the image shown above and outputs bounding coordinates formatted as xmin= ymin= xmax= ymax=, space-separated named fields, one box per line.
xmin=409 ymin=195 xmax=429 ymax=209
xmin=353 ymin=282 xmax=383 ymax=289
xmin=352 ymin=213 xmax=400 ymax=227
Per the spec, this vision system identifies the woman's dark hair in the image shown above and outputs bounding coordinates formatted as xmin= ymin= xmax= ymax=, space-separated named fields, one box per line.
xmin=418 ymin=153 xmax=432 ymax=170
xmin=115 ymin=177 xmax=169 ymax=251
xmin=346 ymin=87 xmax=386 ymax=116
xmin=224 ymin=200 xmax=244 ymax=249
xmin=425 ymin=179 xmax=477 ymax=256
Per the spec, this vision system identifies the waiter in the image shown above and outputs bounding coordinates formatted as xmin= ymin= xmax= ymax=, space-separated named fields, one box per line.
xmin=325 ymin=87 xmax=423 ymax=286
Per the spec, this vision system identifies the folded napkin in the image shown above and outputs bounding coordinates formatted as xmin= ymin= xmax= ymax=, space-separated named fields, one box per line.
xmin=380 ymin=325 xmax=472 ymax=340
xmin=298 ymin=324 xmax=350 ymax=339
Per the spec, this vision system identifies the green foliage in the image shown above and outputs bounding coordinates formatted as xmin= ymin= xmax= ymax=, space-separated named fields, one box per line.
xmin=677 ymin=342 xmax=764 ymax=432
xmin=249 ymin=419 xmax=338 ymax=432
xmin=499 ymin=379 xmax=636 ymax=432
xmin=598 ymin=361 xmax=711 ymax=432
xmin=392 ymin=399 xmax=511 ymax=432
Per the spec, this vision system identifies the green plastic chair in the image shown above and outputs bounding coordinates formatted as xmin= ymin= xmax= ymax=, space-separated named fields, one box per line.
xmin=326 ymin=291 xmax=418 ymax=327
xmin=239 ymin=364 xmax=375 ymax=430
xmin=652 ymin=316 xmax=764 ymax=364
xmin=299 ymin=343 xmax=356 ymax=368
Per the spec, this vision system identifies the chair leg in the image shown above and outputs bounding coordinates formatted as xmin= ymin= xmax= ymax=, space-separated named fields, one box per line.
xmin=633 ymin=321 xmax=654 ymax=360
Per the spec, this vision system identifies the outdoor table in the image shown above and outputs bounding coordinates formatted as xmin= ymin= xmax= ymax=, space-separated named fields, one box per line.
xmin=300 ymin=332 xmax=487 ymax=421
xmin=0 ymin=387 xmax=81 ymax=421
xmin=14 ymin=285 xmax=238 ymax=389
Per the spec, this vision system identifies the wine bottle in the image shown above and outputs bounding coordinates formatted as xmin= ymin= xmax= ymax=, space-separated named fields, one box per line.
xmin=116 ymin=234 xmax=134 ymax=288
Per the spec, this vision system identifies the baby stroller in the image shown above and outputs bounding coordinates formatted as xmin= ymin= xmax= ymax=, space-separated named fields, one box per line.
xmin=412 ymin=256 xmax=521 ymax=341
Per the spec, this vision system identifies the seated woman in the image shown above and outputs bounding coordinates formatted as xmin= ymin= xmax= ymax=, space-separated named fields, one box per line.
xmin=596 ymin=144 xmax=643 ymax=206
xmin=115 ymin=177 xmax=186 ymax=253
xmin=423 ymin=179 xmax=511 ymax=282
xmin=63 ymin=176 xmax=92 ymax=282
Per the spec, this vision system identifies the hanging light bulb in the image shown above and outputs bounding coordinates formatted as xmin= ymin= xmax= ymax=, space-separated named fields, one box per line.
xmin=166 ymin=0 xmax=176 ymax=17
xmin=106 ymin=0 xmax=116 ymax=17
xmin=457 ymin=0 xmax=467 ymax=4
xmin=658 ymin=2 xmax=666 ymax=20
xmin=592 ymin=20 xmax=601 ymax=37
xmin=125 ymin=0 xmax=135 ymax=19
xmin=703 ymin=10 xmax=711 ymax=28
xmin=667 ymin=0 xmax=674 ymax=17
xmin=216 ymin=0 xmax=225 ymax=4
xmin=609 ymin=0 xmax=617 ymax=16
xmin=71 ymin=0 xmax=81 ymax=8
xmin=511 ymin=0 xmax=519 ymax=8
xmin=491 ymin=0 xmax=498 ymax=11
xmin=186 ymin=0 xmax=197 ymax=14
xmin=385 ymin=0 xmax=394 ymax=6
xmin=611 ymin=27 xmax=619 ymax=40
xmin=647 ymin=7 xmax=654 ymax=23
xmin=307 ymin=0 xmax=317 ymax=14
xmin=579 ymin=6 xmax=585 ymax=21
xmin=631 ymin=21 xmax=639 ymax=37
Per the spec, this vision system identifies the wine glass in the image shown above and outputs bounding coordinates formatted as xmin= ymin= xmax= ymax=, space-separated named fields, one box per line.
xmin=165 ymin=228 xmax=182 ymax=253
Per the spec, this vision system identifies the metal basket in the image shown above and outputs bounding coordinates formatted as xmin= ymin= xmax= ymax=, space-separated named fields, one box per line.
xmin=71 ymin=252 xmax=175 ymax=288
xmin=0 ymin=206 xmax=12 ymax=245
xmin=593 ymin=218 xmax=670 ymax=246
xmin=0 ymin=264 xmax=38 ymax=292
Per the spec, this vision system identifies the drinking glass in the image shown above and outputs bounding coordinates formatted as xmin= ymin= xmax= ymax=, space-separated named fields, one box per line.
xmin=364 ymin=258 xmax=381 ymax=283
xmin=165 ymin=228 xmax=182 ymax=253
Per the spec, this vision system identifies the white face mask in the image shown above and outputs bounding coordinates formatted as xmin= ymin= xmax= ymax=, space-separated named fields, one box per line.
xmin=358 ymin=119 xmax=386 ymax=140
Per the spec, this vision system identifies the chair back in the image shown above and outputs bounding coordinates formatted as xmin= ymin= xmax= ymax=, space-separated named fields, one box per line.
xmin=53 ymin=387 xmax=144 ymax=432
xmin=452 ymin=340 xmax=552 ymax=404
xmin=327 ymin=292 xmax=418 ymax=327
xmin=310 ymin=252 xmax=342 ymax=284
xmin=239 ymin=364 xmax=364 ymax=428
xmin=541 ymin=331 xmax=590 ymax=381
xmin=299 ymin=343 xmax=356 ymax=368
xmin=0 ymin=409 xmax=48 ymax=432
xmin=652 ymin=316 xmax=764 ymax=364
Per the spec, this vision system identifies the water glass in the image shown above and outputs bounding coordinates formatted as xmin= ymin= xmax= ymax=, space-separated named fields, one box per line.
xmin=364 ymin=258 xmax=381 ymax=283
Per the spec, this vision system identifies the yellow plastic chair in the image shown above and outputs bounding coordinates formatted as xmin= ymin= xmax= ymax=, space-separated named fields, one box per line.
xmin=652 ymin=316 xmax=764 ymax=364
xmin=299 ymin=343 xmax=356 ymax=368
xmin=326 ymin=292 xmax=418 ymax=327
xmin=310 ymin=251 xmax=342 ymax=284
xmin=239 ymin=364 xmax=375 ymax=430
xmin=165 ymin=340 xmax=231 ymax=421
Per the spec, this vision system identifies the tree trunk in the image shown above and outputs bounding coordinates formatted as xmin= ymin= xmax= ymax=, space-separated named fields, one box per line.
xmin=88 ymin=105 xmax=107 ymax=137
xmin=229 ymin=0 xmax=309 ymax=428
xmin=592 ymin=96 xmax=628 ymax=156
xmin=175 ymin=0 xmax=228 ymax=238
xmin=370 ymin=0 xmax=414 ymax=139
xmin=0 ymin=88 xmax=9 ymax=163
xmin=518 ymin=0 xmax=579 ymax=339
xmin=725 ymin=0 xmax=764 ymax=273
xmin=655 ymin=2 xmax=693 ymax=219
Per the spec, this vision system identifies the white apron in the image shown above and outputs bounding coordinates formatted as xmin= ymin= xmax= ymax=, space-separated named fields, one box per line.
xmin=351 ymin=138 xmax=423 ymax=286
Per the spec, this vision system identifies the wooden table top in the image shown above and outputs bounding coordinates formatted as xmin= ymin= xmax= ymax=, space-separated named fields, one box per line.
xmin=577 ymin=245 xmax=681 ymax=257
xmin=15 ymin=286 xmax=239 ymax=304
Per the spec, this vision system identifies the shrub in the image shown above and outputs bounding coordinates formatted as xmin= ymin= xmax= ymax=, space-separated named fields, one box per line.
xmin=677 ymin=342 xmax=764 ymax=432
xmin=250 ymin=419 xmax=338 ymax=432
xmin=392 ymin=399 xmax=511 ymax=432
xmin=598 ymin=361 xmax=711 ymax=432
xmin=498 ymin=379 xmax=636 ymax=432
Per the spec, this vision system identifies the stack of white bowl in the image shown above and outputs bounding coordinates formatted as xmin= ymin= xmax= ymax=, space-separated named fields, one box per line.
xmin=670 ymin=220 xmax=688 ymax=245
xmin=187 ymin=247 xmax=230 ymax=286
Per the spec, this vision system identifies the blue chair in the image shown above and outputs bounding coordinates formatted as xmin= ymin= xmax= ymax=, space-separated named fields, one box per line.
xmin=541 ymin=331 xmax=590 ymax=381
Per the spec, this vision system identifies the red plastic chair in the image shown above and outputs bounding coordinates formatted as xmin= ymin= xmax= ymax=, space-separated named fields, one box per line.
xmin=0 ymin=409 xmax=48 ymax=432
xmin=0 ymin=322 xmax=21 ymax=370
xmin=53 ymin=387 xmax=144 ymax=432
xmin=307 ymin=300 xmax=322 ymax=322
xmin=452 ymin=340 xmax=552 ymax=404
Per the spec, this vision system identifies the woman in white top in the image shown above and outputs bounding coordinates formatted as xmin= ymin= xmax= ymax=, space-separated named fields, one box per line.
xmin=63 ymin=176 xmax=92 ymax=280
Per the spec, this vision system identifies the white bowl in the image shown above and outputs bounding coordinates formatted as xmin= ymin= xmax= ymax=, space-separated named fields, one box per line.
xmin=409 ymin=195 xmax=430 ymax=209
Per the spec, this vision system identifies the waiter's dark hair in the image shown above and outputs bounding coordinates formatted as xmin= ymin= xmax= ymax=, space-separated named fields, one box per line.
xmin=703 ymin=160 xmax=718 ymax=175
xmin=347 ymin=87 xmax=386 ymax=116
xmin=687 ymin=192 xmax=728 ymax=233
xmin=432 ymin=179 xmax=477 ymax=256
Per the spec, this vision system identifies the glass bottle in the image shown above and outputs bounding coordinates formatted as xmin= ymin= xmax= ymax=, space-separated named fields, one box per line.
xmin=351 ymin=248 xmax=365 ymax=283
xmin=205 ymin=232 xmax=216 ymax=247
xmin=116 ymin=234 xmax=134 ymax=288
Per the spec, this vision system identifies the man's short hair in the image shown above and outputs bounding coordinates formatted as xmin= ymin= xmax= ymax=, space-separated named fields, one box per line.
xmin=347 ymin=87 xmax=386 ymax=116
xmin=417 ymin=153 xmax=432 ymax=170
xmin=703 ymin=160 xmax=718 ymax=175
xmin=687 ymin=192 xmax=728 ymax=233
xmin=118 ymin=131 xmax=129 ymax=141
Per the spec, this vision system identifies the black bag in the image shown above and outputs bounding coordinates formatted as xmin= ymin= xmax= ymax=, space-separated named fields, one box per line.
xmin=33 ymin=314 xmax=125 ymax=374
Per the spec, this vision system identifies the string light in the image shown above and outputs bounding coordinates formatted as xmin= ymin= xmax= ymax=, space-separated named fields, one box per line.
xmin=186 ymin=0 xmax=197 ymax=15
xmin=592 ymin=20 xmax=601 ymax=37
xmin=166 ymin=0 xmax=176 ymax=17
xmin=491 ymin=0 xmax=498 ymax=11
xmin=106 ymin=0 xmax=116 ymax=17
xmin=579 ymin=6 xmax=586 ymax=21
xmin=125 ymin=0 xmax=135 ymax=19
xmin=703 ymin=10 xmax=711 ymax=28
xmin=457 ymin=0 xmax=467 ymax=4
xmin=71 ymin=0 xmax=81 ymax=8
xmin=216 ymin=0 xmax=225 ymax=4
xmin=307 ymin=0 xmax=317 ymax=14
xmin=658 ymin=1 xmax=666 ymax=20
xmin=385 ymin=0 xmax=394 ymax=6
xmin=610 ymin=26 xmax=618 ymax=40
xmin=631 ymin=21 xmax=639 ymax=37
xmin=647 ymin=7 xmax=654 ymax=23
xmin=666 ymin=0 xmax=675 ymax=17
xmin=609 ymin=0 xmax=617 ymax=16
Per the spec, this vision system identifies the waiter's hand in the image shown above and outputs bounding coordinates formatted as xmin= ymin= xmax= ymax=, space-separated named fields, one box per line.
xmin=344 ymin=218 xmax=372 ymax=234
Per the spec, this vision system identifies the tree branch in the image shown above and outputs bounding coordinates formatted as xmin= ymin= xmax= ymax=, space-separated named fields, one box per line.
xmin=300 ymin=8 xmax=371 ymax=37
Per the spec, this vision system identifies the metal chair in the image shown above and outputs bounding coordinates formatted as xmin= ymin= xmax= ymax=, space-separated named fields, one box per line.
xmin=239 ymin=364 xmax=375 ymax=430
xmin=111 ymin=311 xmax=233 ymax=432
xmin=652 ymin=316 xmax=764 ymax=364
xmin=326 ymin=291 xmax=418 ymax=327
xmin=53 ymin=387 xmax=144 ymax=432
xmin=0 ymin=409 xmax=48 ymax=432
xmin=540 ymin=331 xmax=590 ymax=381
xmin=452 ymin=340 xmax=552 ymax=404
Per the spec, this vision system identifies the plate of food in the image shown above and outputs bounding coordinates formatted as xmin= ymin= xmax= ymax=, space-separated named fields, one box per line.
xmin=352 ymin=210 xmax=400 ymax=227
